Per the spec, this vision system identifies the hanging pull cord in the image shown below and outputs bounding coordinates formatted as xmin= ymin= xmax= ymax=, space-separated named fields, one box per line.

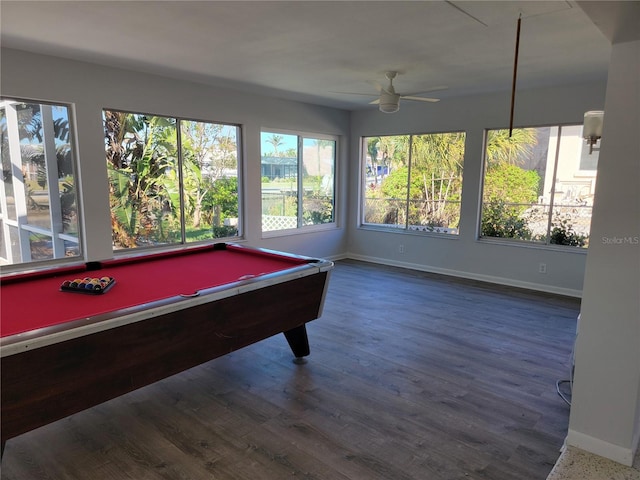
xmin=509 ymin=14 xmax=522 ymax=137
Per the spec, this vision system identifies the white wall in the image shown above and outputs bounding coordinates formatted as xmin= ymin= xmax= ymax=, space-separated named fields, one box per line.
xmin=0 ymin=48 xmax=351 ymax=261
xmin=567 ymin=38 xmax=640 ymax=466
xmin=347 ymin=82 xmax=607 ymax=295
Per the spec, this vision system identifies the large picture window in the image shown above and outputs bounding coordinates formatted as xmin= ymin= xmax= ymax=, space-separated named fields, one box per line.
xmin=0 ymin=99 xmax=80 ymax=266
xmin=480 ymin=125 xmax=597 ymax=247
xmin=361 ymin=132 xmax=465 ymax=234
xmin=104 ymin=110 xmax=241 ymax=250
xmin=260 ymin=131 xmax=336 ymax=233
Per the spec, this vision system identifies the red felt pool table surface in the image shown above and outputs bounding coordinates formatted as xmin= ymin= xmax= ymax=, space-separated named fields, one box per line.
xmin=1 ymin=243 xmax=308 ymax=338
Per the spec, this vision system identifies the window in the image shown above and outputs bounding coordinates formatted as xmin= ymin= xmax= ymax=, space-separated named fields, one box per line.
xmin=0 ymin=99 xmax=80 ymax=266
xmin=261 ymin=131 xmax=336 ymax=233
xmin=104 ymin=110 xmax=241 ymax=250
xmin=361 ymin=132 xmax=465 ymax=234
xmin=480 ymin=125 xmax=597 ymax=247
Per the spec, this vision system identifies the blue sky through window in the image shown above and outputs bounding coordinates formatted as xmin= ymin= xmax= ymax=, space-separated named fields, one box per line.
xmin=261 ymin=132 xmax=297 ymax=156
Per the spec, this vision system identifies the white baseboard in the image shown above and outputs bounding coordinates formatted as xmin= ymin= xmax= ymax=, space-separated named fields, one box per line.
xmin=344 ymin=252 xmax=583 ymax=298
xmin=324 ymin=253 xmax=349 ymax=262
xmin=566 ymin=429 xmax=636 ymax=466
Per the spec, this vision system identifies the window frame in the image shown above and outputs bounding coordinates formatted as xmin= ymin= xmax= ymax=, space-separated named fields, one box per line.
xmin=260 ymin=128 xmax=338 ymax=237
xmin=478 ymin=123 xmax=596 ymax=250
xmin=0 ymin=97 xmax=84 ymax=272
xmin=103 ymin=108 xmax=244 ymax=254
xmin=358 ymin=130 xmax=466 ymax=236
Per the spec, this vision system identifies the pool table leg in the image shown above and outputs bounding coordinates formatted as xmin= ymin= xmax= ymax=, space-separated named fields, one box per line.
xmin=283 ymin=324 xmax=310 ymax=364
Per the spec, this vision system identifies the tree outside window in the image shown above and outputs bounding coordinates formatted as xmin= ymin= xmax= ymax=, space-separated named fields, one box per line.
xmin=0 ymin=99 xmax=80 ymax=266
xmin=104 ymin=110 xmax=240 ymax=250
xmin=260 ymin=131 xmax=336 ymax=233
xmin=481 ymin=126 xmax=597 ymax=247
xmin=362 ymin=132 xmax=465 ymax=234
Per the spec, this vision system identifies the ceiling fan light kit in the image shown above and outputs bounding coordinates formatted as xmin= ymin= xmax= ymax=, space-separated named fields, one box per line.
xmin=336 ymin=71 xmax=445 ymax=113
xmin=379 ymin=94 xmax=401 ymax=113
xmin=378 ymin=71 xmax=400 ymax=113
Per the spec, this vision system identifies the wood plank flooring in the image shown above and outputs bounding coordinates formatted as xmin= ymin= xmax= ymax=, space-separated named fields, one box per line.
xmin=0 ymin=259 xmax=580 ymax=480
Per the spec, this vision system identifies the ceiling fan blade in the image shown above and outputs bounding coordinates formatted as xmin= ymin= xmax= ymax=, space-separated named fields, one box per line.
xmin=369 ymin=99 xmax=380 ymax=105
xmin=401 ymin=95 xmax=440 ymax=103
xmin=416 ymin=85 xmax=448 ymax=94
xmin=332 ymin=91 xmax=378 ymax=97
xmin=401 ymin=86 xmax=447 ymax=97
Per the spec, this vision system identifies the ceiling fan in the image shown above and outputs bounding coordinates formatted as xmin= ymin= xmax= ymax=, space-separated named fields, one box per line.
xmin=340 ymin=71 xmax=447 ymax=113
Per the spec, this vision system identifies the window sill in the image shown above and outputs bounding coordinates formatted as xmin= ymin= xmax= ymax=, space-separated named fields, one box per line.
xmin=261 ymin=223 xmax=338 ymax=239
xmin=357 ymin=224 xmax=460 ymax=239
xmin=476 ymin=236 xmax=588 ymax=254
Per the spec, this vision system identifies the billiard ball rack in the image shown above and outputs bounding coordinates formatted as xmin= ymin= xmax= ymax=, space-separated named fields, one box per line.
xmin=60 ymin=276 xmax=116 ymax=294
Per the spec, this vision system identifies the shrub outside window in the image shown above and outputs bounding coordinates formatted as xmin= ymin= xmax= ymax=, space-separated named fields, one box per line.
xmin=361 ymin=132 xmax=465 ymax=234
xmin=480 ymin=125 xmax=597 ymax=247
xmin=0 ymin=98 xmax=80 ymax=266
xmin=261 ymin=131 xmax=336 ymax=233
xmin=104 ymin=110 xmax=241 ymax=250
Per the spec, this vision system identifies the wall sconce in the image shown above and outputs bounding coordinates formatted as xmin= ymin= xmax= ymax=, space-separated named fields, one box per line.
xmin=583 ymin=110 xmax=604 ymax=154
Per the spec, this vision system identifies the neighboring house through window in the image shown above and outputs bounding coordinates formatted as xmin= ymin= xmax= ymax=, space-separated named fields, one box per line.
xmin=261 ymin=130 xmax=336 ymax=233
xmin=480 ymin=125 xmax=597 ymax=247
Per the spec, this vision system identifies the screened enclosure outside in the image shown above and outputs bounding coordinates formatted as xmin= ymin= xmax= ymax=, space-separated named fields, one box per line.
xmin=481 ymin=125 xmax=597 ymax=247
xmin=104 ymin=110 xmax=240 ymax=250
xmin=261 ymin=131 xmax=336 ymax=233
xmin=361 ymin=132 xmax=465 ymax=234
xmin=0 ymin=99 xmax=80 ymax=266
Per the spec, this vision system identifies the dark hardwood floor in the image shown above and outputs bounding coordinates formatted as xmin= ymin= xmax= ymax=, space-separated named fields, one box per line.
xmin=1 ymin=259 xmax=580 ymax=480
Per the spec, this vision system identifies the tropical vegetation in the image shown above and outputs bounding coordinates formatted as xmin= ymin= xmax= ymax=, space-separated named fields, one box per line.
xmin=0 ymin=101 xmax=79 ymax=262
xmin=363 ymin=127 xmax=589 ymax=247
xmin=363 ymin=132 xmax=465 ymax=231
xmin=104 ymin=111 xmax=239 ymax=249
xmin=261 ymin=133 xmax=335 ymax=231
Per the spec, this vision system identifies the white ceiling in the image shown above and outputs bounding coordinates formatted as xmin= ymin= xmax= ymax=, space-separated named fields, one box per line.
xmin=0 ymin=1 xmax=620 ymax=111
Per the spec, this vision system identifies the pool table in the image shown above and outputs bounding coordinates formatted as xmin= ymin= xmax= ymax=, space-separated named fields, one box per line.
xmin=0 ymin=243 xmax=333 ymax=452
